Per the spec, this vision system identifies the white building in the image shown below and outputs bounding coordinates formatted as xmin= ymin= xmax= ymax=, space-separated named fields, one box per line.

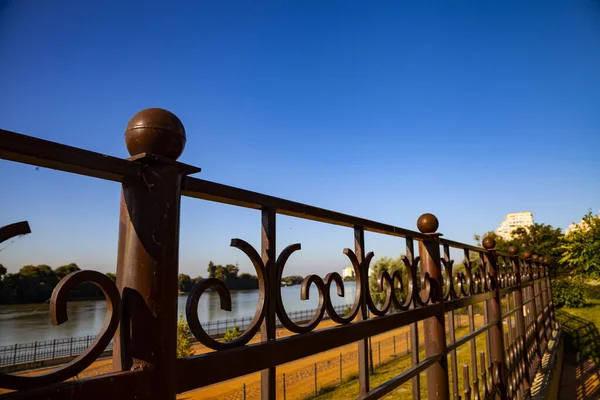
xmin=495 ymin=212 xmax=534 ymax=240
xmin=342 ymin=266 xmax=355 ymax=279
xmin=566 ymin=219 xmax=590 ymax=235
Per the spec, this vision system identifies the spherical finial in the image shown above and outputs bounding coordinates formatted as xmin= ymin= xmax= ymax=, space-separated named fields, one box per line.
xmin=482 ymin=236 xmax=496 ymax=250
xmin=532 ymin=254 xmax=539 ymax=261
xmin=125 ymin=108 xmax=186 ymax=160
xmin=508 ymin=246 xmax=518 ymax=255
xmin=543 ymin=257 xmax=549 ymax=264
xmin=417 ymin=213 xmax=439 ymax=234
xmin=523 ymin=251 xmax=532 ymax=260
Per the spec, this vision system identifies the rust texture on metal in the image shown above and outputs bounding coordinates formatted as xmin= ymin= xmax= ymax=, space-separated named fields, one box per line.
xmin=112 ymin=109 xmax=197 ymax=400
xmin=0 ymin=110 xmax=559 ymax=400
xmin=417 ymin=214 xmax=450 ymax=400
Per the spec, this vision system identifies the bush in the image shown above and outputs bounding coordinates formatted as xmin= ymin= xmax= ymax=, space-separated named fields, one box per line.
xmin=552 ymin=277 xmax=586 ymax=308
xmin=223 ymin=325 xmax=242 ymax=342
xmin=176 ymin=313 xmax=193 ymax=358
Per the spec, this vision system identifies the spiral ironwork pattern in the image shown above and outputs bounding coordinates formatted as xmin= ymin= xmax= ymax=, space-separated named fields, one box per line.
xmin=0 ymin=270 xmax=120 ymax=390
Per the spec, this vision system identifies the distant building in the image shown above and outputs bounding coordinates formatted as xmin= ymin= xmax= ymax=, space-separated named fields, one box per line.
xmin=566 ymin=219 xmax=590 ymax=235
xmin=495 ymin=212 xmax=534 ymax=240
xmin=342 ymin=266 xmax=355 ymax=279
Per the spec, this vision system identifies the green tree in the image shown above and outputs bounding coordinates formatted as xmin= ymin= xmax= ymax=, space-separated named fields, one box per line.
xmin=561 ymin=212 xmax=600 ymax=278
xmin=0 ymin=264 xmax=6 ymax=279
xmin=237 ymin=272 xmax=259 ymax=290
xmin=17 ymin=265 xmax=59 ymax=303
xmin=106 ymin=272 xmax=116 ymax=283
xmin=223 ymin=325 xmax=242 ymax=342
xmin=477 ymin=223 xmax=565 ymax=275
xmin=191 ymin=276 xmax=203 ymax=285
xmin=178 ymin=274 xmax=193 ymax=293
xmin=281 ymin=275 xmax=304 ymax=286
xmin=207 ymin=261 xmax=217 ymax=279
xmin=552 ymin=277 xmax=586 ymax=308
xmin=368 ymin=256 xmax=405 ymax=306
xmin=176 ymin=313 xmax=193 ymax=358
xmin=55 ymin=263 xmax=81 ymax=279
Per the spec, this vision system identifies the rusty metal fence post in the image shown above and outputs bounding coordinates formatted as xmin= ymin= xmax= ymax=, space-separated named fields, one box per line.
xmin=261 ymin=207 xmax=277 ymax=400
xmin=417 ymin=213 xmax=449 ymax=400
xmin=355 ymin=225 xmax=370 ymax=396
xmin=113 ymin=109 xmax=200 ymax=400
xmin=482 ymin=238 xmax=507 ymax=399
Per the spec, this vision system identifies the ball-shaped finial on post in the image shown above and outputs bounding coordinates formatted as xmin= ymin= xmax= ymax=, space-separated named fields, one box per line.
xmin=543 ymin=257 xmax=549 ymax=264
xmin=508 ymin=246 xmax=518 ymax=256
xmin=532 ymin=254 xmax=539 ymax=261
xmin=417 ymin=213 xmax=439 ymax=234
xmin=523 ymin=251 xmax=532 ymax=260
xmin=125 ymin=108 xmax=187 ymax=160
xmin=482 ymin=236 xmax=496 ymax=250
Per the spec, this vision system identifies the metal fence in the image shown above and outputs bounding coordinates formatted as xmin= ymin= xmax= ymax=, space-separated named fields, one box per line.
xmin=0 ymin=109 xmax=561 ymax=400
xmin=0 ymin=336 xmax=104 ymax=368
xmin=0 ymin=304 xmax=352 ymax=368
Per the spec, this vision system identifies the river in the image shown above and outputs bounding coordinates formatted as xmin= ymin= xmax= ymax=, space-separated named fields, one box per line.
xmin=0 ymin=282 xmax=356 ymax=346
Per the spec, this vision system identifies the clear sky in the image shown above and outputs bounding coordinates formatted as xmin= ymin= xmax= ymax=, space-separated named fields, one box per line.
xmin=1 ymin=1 xmax=599 ymax=277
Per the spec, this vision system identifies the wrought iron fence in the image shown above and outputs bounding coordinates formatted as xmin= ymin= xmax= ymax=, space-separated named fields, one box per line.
xmin=0 ymin=109 xmax=561 ymax=400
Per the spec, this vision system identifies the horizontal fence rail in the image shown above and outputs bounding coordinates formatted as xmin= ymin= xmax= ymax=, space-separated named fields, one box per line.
xmin=0 ymin=109 xmax=561 ymax=400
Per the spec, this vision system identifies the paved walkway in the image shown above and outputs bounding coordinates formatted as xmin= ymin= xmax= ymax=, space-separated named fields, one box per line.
xmin=559 ymin=352 xmax=600 ymax=400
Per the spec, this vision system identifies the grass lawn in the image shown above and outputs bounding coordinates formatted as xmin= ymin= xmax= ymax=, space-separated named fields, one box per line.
xmin=305 ymin=326 xmax=488 ymax=400
xmin=556 ymin=297 xmax=600 ymax=363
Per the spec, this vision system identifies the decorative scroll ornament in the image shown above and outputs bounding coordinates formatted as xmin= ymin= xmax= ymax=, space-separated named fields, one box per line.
xmin=0 ymin=271 xmax=120 ymax=390
xmin=186 ymin=239 xmax=266 ymax=350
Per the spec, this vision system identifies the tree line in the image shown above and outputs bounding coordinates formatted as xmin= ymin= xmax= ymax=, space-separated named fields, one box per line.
xmin=0 ymin=263 xmax=116 ymax=305
xmin=178 ymin=263 xmax=305 ymax=293
xmin=0 ymin=260 xmax=308 ymax=304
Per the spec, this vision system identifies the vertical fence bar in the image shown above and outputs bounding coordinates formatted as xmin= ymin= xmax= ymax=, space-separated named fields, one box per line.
xmin=369 ymin=337 xmax=374 ymax=374
xmin=12 ymin=344 xmax=17 ymax=366
xmin=52 ymin=339 xmax=56 ymax=359
xmin=261 ymin=207 xmax=277 ymax=400
xmin=407 ymin=236 xmax=421 ymax=399
xmin=283 ymin=373 xmax=286 ymax=400
xmin=243 ymin=383 xmax=246 ymax=400
xmin=69 ymin=337 xmax=74 ymax=357
xmin=444 ymin=244 xmax=459 ymax=400
xmin=314 ymin=363 xmax=318 ymax=396
xmin=33 ymin=341 xmax=37 ymax=363
xmin=481 ymin=250 xmax=492 ymax=369
xmin=339 ymin=353 xmax=343 ymax=384
xmin=464 ymin=249 xmax=479 ymax=398
xmin=482 ymin=237 xmax=507 ymax=398
xmin=112 ymin=109 xmax=197 ymax=400
xmin=355 ymin=225 xmax=370 ymax=396
xmin=463 ymin=365 xmax=471 ymax=400
xmin=417 ymin=213 xmax=450 ymax=400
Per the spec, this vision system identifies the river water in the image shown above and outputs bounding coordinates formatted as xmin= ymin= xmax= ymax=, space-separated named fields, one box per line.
xmin=0 ymin=282 xmax=356 ymax=346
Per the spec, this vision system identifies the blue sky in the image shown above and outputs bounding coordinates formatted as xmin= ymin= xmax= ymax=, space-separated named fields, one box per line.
xmin=1 ymin=1 xmax=599 ymax=277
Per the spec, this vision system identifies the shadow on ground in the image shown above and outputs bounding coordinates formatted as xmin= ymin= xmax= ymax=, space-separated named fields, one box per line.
xmin=557 ymin=310 xmax=600 ymax=399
